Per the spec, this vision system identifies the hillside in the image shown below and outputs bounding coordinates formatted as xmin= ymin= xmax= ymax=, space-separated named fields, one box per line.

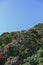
xmin=0 ymin=23 xmax=43 ymax=65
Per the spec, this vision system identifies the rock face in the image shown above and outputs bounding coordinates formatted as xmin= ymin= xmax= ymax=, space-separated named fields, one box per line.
xmin=5 ymin=56 xmax=21 ymax=65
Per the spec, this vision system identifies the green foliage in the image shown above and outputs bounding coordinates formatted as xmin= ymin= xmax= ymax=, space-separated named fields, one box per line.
xmin=0 ymin=23 xmax=43 ymax=65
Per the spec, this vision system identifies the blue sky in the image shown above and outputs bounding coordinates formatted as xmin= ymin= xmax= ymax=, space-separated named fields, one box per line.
xmin=0 ymin=0 xmax=43 ymax=34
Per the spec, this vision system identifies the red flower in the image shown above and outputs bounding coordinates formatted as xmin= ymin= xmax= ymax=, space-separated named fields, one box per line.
xmin=0 ymin=54 xmax=3 ymax=59
xmin=13 ymin=34 xmax=17 ymax=39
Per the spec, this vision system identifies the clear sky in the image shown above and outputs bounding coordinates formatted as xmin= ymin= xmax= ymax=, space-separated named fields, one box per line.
xmin=0 ymin=0 xmax=43 ymax=34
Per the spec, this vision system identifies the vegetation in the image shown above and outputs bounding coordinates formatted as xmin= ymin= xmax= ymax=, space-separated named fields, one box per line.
xmin=0 ymin=23 xmax=43 ymax=65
